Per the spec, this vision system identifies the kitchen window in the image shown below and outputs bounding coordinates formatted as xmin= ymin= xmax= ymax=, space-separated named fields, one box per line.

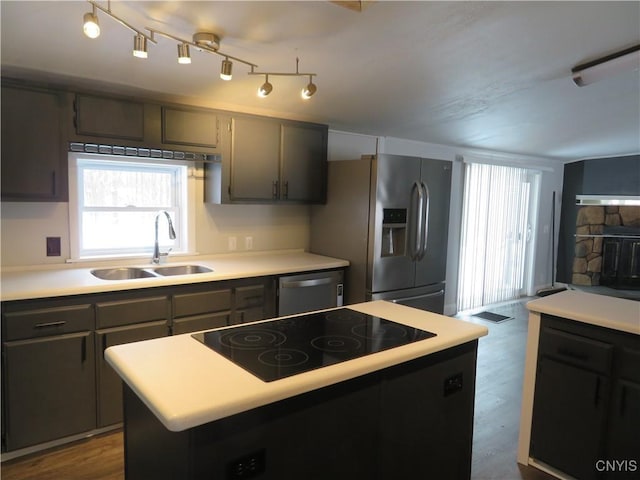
xmin=68 ymin=152 xmax=195 ymax=261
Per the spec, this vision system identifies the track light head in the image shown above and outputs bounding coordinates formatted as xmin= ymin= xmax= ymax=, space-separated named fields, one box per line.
xmin=83 ymin=9 xmax=100 ymax=39
xmin=177 ymin=43 xmax=191 ymax=64
xmin=220 ymin=58 xmax=233 ymax=81
xmin=301 ymin=78 xmax=317 ymax=99
xmin=133 ymin=34 xmax=148 ymax=58
xmin=258 ymin=76 xmax=273 ymax=97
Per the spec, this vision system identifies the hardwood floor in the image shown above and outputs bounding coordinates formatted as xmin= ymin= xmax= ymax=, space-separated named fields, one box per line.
xmin=2 ymin=298 xmax=555 ymax=479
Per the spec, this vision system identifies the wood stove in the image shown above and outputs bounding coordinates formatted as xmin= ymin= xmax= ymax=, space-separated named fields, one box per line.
xmin=600 ymin=226 xmax=640 ymax=289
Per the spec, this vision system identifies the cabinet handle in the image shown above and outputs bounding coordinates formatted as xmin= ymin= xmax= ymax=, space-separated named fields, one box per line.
xmin=620 ymin=385 xmax=627 ymax=416
xmin=51 ymin=171 xmax=56 ymax=196
xmin=81 ymin=335 xmax=87 ymax=363
xmin=272 ymin=180 xmax=279 ymax=199
xmin=283 ymin=180 xmax=289 ymax=200
xmin=34 ymin=321 xmax=66 ymax=329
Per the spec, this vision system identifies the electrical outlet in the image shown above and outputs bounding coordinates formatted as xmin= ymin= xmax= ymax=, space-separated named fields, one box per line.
xmin=227 ymin=449 xmax=265 ymax=479
xmin=46 ymin=237 xmax=61 ymax=256
xmin=228 ymin=236 xmax=237 ymax=251
xmin=245 ymin=236 xmax=253 ymax=250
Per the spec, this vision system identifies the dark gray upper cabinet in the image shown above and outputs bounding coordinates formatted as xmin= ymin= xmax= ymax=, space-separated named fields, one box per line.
xmin=281 ymin=123 xmax=327 ymax=203
xmin=224 ymin=115 xmax=327 ymax=204
xmin=230 ymin=116 xmax=282 ymax=201
xmin=75 ymin=94 xmax=145 ymax=141
xmin=1 ymin=83 xmax=69 ymax=201
xmin=162 ymin=106 xmax=219 ymax=148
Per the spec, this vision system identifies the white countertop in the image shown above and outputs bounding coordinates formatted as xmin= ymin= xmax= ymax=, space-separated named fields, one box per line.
xmin=0 ymin=250 xmax=349 ymax=302
xmin=105 ymin=300 xmax=488 ymax=432
xmin=526 ymin=289 xmax=640 ymax=335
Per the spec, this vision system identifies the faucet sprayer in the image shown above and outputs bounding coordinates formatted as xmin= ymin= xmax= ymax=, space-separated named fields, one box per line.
xmin=152 ymin=211 xmax=177 ymax=264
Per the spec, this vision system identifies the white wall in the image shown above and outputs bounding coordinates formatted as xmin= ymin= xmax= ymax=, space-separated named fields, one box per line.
xmin=0 ymin=171 xmax=310 ymax=267
xmin=1 ymin=130 xmax=564 ymax=317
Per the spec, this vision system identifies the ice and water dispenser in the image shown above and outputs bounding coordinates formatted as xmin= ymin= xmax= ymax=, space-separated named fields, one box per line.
xmin=381 ymin=208 xmax=407 ymax=257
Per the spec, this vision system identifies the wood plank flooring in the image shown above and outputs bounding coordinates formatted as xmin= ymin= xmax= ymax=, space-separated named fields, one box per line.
xmin=2 ymin=298 xmax=555 ymax=479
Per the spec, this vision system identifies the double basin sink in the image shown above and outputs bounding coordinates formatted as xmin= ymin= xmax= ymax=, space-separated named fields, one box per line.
xmin=91 ymin=264 xmax=212 ymax=280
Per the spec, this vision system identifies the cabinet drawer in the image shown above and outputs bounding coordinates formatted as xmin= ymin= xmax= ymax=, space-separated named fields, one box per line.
xmin=235 ymin=285 xmax=265 ymax=309
xmin=3 ymin=304 xmax=93 ymax=341
xmin=173 ymin=290 xmax=231 ymax=318
xmin=539 ymin=327 xmax=613 ymax=375
xmin=172 ymin=313 xmax=230 ymax=335
xmin=96 ymin=296 xmax=169 ymax=328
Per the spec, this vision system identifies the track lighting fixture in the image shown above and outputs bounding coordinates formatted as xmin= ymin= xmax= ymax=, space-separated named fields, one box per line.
xmin=220 ymin=58 xmax=233 ymax=81
xmin=301 ymin=76 xmax=317 ymax=99
xmin=81 ymin=1 xmax=318 ymax=99
xmin=133 ymin=34 xmax=148 ymax=59
xmin=258 ymin=75 xmax=273 ymax=97
xmin=250 ymin=58 xmax=318 ymax=99
xmin=177 ymin=43 xmax=191 ymax=64
xmin=83 ymin=6 xmax=100 ymax=39
xmin=572 ymin=44 xmax=640 ymax=87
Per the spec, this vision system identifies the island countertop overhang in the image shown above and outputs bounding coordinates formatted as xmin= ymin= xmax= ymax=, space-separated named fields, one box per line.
xmin=526 ymin=290 xmax=640 ymax=335
xmin=105 ymin=300 xmax=488 ymax=432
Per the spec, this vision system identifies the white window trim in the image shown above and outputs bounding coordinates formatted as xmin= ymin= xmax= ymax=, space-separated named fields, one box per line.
xmin=68 ymin=152 xmax=197 ymax=263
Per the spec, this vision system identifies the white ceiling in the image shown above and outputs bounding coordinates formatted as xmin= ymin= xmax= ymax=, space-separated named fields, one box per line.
xmin=2 ymin=1 xmax=639 ymax=161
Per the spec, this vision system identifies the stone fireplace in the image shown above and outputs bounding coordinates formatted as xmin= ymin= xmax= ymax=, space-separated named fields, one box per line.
xmin=572 ymin=205 xmax=640 ymax=287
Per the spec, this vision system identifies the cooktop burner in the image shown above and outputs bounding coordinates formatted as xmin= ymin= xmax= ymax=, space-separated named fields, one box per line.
xmin=192 ymin=308 xmax=436 ymax=382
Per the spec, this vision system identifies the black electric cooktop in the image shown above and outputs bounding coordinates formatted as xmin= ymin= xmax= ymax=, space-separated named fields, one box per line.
xmin=192 ymin=308 xmax=436 ymax=382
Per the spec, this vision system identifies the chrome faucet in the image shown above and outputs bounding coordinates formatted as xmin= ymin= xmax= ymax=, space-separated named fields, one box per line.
xmin=152 ymin=211 xmax=177 ymax=264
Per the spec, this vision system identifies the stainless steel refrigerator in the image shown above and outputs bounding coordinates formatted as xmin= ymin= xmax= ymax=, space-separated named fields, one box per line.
xmin=310 ymin=154 xmax=452 ymax=314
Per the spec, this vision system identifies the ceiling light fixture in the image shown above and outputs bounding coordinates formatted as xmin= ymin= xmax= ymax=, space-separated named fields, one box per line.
xmin=220 ymin=58 xmax=233 ymax=81
xmin=249 ymin=58 xmax=318 ymax=99
xmin=177 ymin=43 xmax=191 ymax=64
xmin=81 ymin=1 xmax=317 ymax=99
xmin=83 ymin=5 xmax=100 ymax=39
xmin=133 ymin=34 xmax=148 ymax=59
xmin=258 ymin=75 xmax=273 ymax=97
xmin=302 ymin=76 xmax=317 ymax=99
xmin=84 ymin=1 xmax=156 ymax=53
xmin=572 ymin=44 xmax=640 ymax=87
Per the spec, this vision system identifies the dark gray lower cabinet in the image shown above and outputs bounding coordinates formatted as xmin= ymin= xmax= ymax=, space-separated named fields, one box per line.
xmin=531 ymin=358 xmax=609 ymax=480
xmin=96 ymin=321 xmax=169 ymax=427
xmin=3 ymin=332 xmax=95 ymax=451
xmin=530 ymin=315 xmax=640 ymax=480
xmin=123 ymin=341 xmax=478 ymax=480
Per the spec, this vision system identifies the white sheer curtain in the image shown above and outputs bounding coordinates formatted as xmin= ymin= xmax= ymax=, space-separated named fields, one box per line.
xmin=457 ymin=162 xmax=533 ymax=312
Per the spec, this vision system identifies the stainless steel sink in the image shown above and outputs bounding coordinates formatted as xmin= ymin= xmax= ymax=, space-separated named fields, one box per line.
xmin=91 ymin=267 xmax=157 ymax=280
xmin=152 ymin=265 xmax=213 ymax=276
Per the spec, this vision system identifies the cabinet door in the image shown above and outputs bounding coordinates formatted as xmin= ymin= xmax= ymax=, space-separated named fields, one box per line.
xmin=2 ymin=332 xmax=95 ymax=451
xmin=1 ymin=84 xmax=67 ymax=201
xmin=281 ymin=123 xmax=327 ymax=203
xmin=607 ymin=379 xmax=640 ymax=467
xmin=530 ymin=358 xmax=609 ymax=480
xmin=75 ymin=94 xmax=144 ymax=141
xmin=96 ymin=321 xmax=168 ymax=427
xmin=229 ymin=116 xmax=280 ymax=201
xmin=162 ymin=106 xmax=218 ymax=148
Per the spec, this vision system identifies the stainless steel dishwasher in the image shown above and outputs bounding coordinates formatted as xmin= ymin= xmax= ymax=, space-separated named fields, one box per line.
xmin=278 ymin=270 xmax=344 ymax=316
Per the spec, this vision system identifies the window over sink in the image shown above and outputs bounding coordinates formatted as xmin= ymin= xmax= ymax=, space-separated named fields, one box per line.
xmin=68 ymin=152 xmax=195 ymax=261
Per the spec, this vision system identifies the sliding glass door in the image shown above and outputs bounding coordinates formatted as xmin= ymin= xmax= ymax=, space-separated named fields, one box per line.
xmin=457 ymin=162 xmax=539 ymax=312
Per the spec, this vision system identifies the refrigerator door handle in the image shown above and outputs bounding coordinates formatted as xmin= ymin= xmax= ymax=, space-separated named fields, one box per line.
xmin=411 ymin=181 xmax=424 ymax=261
xmin=416 ymin=182 xmax=429 ymax=260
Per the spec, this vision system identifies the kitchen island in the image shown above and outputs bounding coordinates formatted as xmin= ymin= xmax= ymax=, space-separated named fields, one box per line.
xmin=518 ymin=290 xmax=640 ymax=480
xmin=106 ymin=300 xmax=488 ymax=479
